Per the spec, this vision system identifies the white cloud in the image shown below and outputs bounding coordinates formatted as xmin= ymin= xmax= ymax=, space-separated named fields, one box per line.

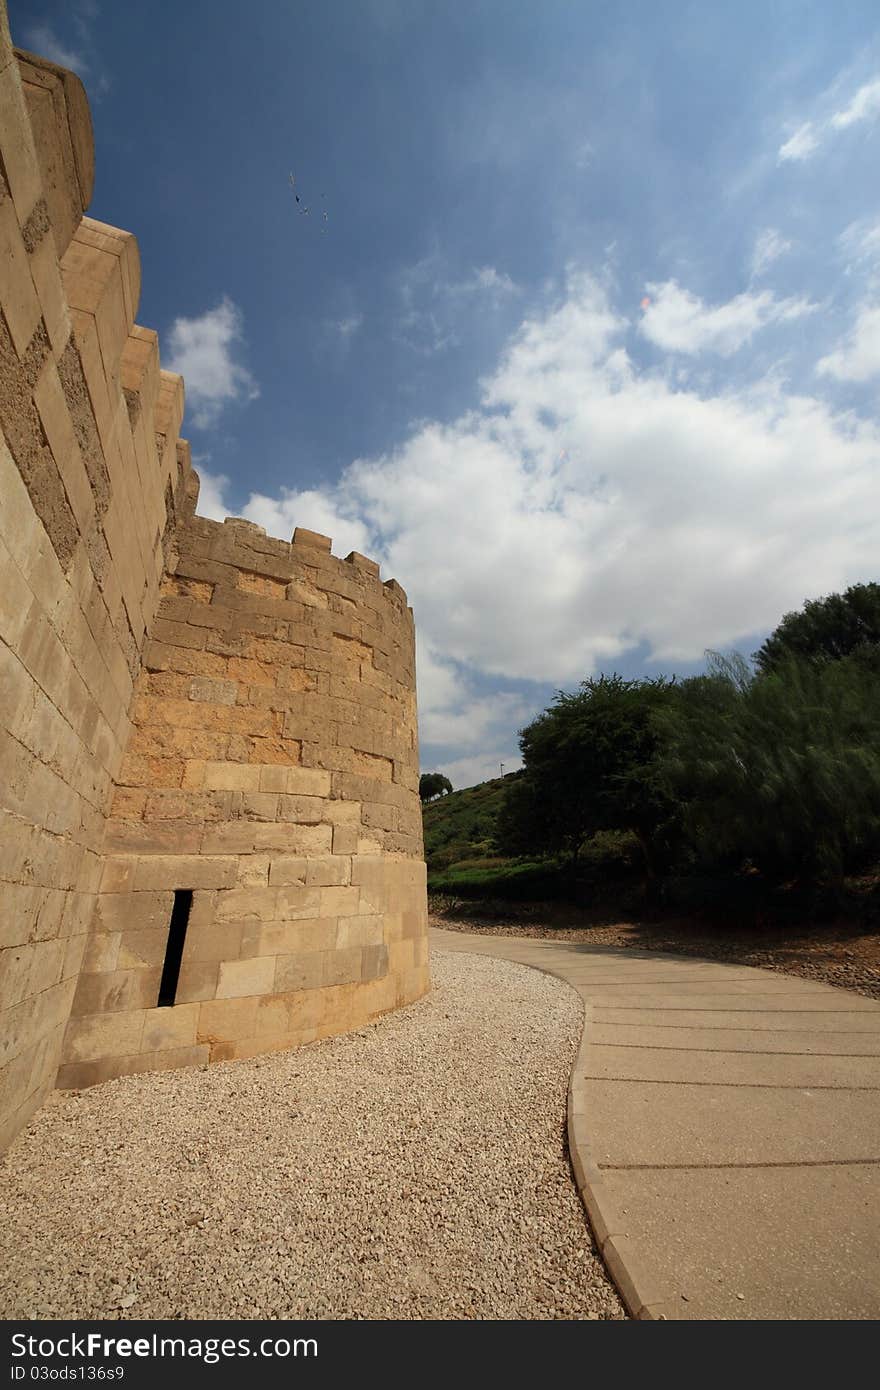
xmin=750 ymin=228 xmax=792 ymax=278
xmin=458 ymin=266 xmax=519 ymax=298
xmin=166 ymin=297 xmax=259 ymax=430
xmin=830 ymin=77 xmax=880 ymax=130
xmin=839 ymin=218 xmax=880 ymax=272
xmin=573 ymin=139 xmax=594 ymax=171
xmin=816 ymin=305 xmax=880 ymax=381
xmin=395 ymin=254 xmax=518 ymax=354
xmin=192 ymin=464 xmax=231 ymax=522
xmin=778 ymin=122 xmax=818 ymax=162
xmin=195 ymin=272 xmax=880 ymax=769
xmin=639 ymin=280 xmax=816 ymax=356
xmin=777 ymin=74 xmax=880 ymax=164
xmin=23 ymin=24 xmax=89 ymax=76
xmin=240 ymin=487 xmax=372 ymax=559
xmin=335 ymin=314 xmax=364 ymax=341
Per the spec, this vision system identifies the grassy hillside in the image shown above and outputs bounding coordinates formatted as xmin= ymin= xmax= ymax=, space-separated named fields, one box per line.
xmin=421 ymin=773 xmax=566 ymax=900
xmin=421 ymin=774 xmax=515 ymax=871
xmin=422 ymin=772 xmax=646 ymax=903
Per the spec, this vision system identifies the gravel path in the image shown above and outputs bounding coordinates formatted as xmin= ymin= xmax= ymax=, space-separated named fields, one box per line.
xmin=0 ymin=949 xmax=623 ymax=1321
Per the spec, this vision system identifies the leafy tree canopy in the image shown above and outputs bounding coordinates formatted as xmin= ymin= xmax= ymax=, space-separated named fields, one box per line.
xmin=657 ymin=650 xmax=880 ymax=885
xmin=754 ymin=582 xmax=880 ymax=675
xmin=419 ymin=772 xmax=453 ymax=802
xmin=496 ymin=674 xmax=680 ymax=883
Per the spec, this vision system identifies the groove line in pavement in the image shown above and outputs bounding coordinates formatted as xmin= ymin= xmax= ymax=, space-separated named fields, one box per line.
xmin=582 ymin=1042 xmax=880 ymax=1057
xmin=590 ymin=1004 xmax=875 ymax=1013
xmin=598 ymin=1157 xmax=880 ymax=1171
xmin=591 ymin=1020 xmax=880 ymax=1032
xmin=581 ymin=1075 xmax=880 ymax=1090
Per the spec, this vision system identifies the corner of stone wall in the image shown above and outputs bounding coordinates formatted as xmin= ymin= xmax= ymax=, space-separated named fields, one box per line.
xmin=0 ymin=16 xmax=196 ymax=1147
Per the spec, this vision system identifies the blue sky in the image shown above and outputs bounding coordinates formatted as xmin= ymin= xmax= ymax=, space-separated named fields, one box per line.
xmin=14 ymin=0 xmax=880 ymax=786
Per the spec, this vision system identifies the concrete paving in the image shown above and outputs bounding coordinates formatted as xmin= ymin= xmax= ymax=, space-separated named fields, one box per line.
xmin=430 ymin=926 xmax=880 ymax=1319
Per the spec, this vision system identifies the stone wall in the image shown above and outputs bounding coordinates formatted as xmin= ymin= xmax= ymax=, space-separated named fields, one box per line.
xmin=0 ymin=10 xmax=428 ymax=1147
xmin=57 ymin=516 xmax=427 ymax=1088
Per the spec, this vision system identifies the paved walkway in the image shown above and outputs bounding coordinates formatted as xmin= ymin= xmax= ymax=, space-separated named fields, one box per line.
xmin=431 ymin=926 xmax=880 ymax=1319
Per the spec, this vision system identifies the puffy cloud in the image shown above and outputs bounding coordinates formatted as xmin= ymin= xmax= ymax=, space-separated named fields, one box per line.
xmin=777 ymin=75 xmax=880 ymax=165
xmin=193 ymin=272 xmax=880 ymax=773
xmin=830 ymin=77 xmax=880 ymax=130
xmin=639 ymin=280 xmax=816 ymax=356
xmin=166 ymin=297 xmax=259 ymax=430
xmin=750 ymin=228 xmax=792 ymax=278
xmin=192 ymin=464 xmax=231 ymax=522
xmin=23 ymin=24 xmax=89 ymax=75
xmin=241 ymin=487 xmax=372 ymax=559
xmin=816 ymin=305 xmax=880 ymax=381
xmin=778 ymin=122 xmax=819 ymax=162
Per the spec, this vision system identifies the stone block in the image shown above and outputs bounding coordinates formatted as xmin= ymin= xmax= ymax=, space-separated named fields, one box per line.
xmin=320 ymin=885 xmax=361 ymax=917
xmin=236 ymin=854 xmax=270 ymax=887
xmin=26 ymin=937 xmax=67 ymax=995
xmin=274 ymin=951 xmax=326 ymax=992
xmin=71 ymin=967 xmax=161 ymax=1016
xmin=361 ymin=942 xmax=389 ymax=982
xmin=268 ymin=856 xmax=308 ymax=887
xmin=332 ymin=825 xmax=359 ymax=855
xmin=174 ymin=962 xmax=219 ymax=1004
xmin=56 ymin=1044 xmax=210 ymax=1090
xmin=202 ymin=761 xmax=261 ymax=792
xmin=0 ymin=194 xmax=42 ymax=355
xmin=305 ymin=856 xmax=351 ymax=888
xmin=201 ymin=822 xmax=327 ymax=854
xmin=63 ymin=1008 xmax=146 ymax=1063
xmin=141 ymin=1003 xmax=199 ymax=1052
xmin=197 ymin=995 xmax=259 ymax=1043
xmin=117 ymin=928 xmax=168 ymax=969
xmin=216 ymin=955 xmax=276 ymax=999
xmin=292 ymin=527 xmax=332 ymax=552
xmin=276 ymin=794 xmax=324 ymax=824
xmin=94 ymin=890 xmax=172 ymax=933
xmin=214 ymin=887 xmax=276 ymax=922
xmin=285 ymin=766 xmax=331 ymax=796
xmin=258 ymin=765 xmax=288 ymax=793
xmin=275 ymin=886 xmax=322 ymax=920
xmin=181 ymin=919 xmax=244 ymax=963
xmin=241 ymin=917 xmax=332 ymax=958
xmin=132 ymin=856 xmax=238 ymax=891
xmin=189 ymin=676 xmax=237 ymax=705
xmin=81 ymin=932 xmax=121 ymax=973
xmin=336 ymin=914 xmax=384 ymax=949
xmin=323 ymin=947 xmax=363 ymax=988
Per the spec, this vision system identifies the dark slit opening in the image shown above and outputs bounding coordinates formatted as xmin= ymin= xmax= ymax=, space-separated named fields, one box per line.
xmin=157 ymin=889 xmax=193 ymax=1007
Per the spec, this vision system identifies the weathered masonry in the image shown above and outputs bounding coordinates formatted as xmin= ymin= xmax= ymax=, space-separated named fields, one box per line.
xmin=0 ymin=12 xmax=429 ymax=1150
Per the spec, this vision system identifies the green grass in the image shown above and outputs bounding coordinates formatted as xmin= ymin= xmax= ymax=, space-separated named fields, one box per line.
xmin=422 ymin=775 xmax=644 ymax=902
xmin=428 ymin=859 xmax=562 ymax=900
xmin=421 ymin=774 xmax=517 ymax=871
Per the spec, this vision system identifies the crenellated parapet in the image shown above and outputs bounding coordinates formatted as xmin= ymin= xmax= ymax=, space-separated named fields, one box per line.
xmin=0 ymin=9 xmax=428 ymax=1142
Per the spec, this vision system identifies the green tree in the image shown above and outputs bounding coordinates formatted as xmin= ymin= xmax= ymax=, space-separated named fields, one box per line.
xmin=496 ymin=675 xmax=680 ymax=894
xmin=754 ymin=582 xmax=880 ymax=675
xmin=420 ymin=772 xmax=453 ymax=802
xmin=658 ymin=651 xmax=880 ymax=886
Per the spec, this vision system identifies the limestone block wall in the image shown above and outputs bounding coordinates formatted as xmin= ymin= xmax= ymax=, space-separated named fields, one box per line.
xmin=57 ymin=518 xmax=427 ymax=1088
xmin=0 ymin=24 xmax=191 ymax=1147
xmin=0 ymin=10 xmax=428 ymax=1143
